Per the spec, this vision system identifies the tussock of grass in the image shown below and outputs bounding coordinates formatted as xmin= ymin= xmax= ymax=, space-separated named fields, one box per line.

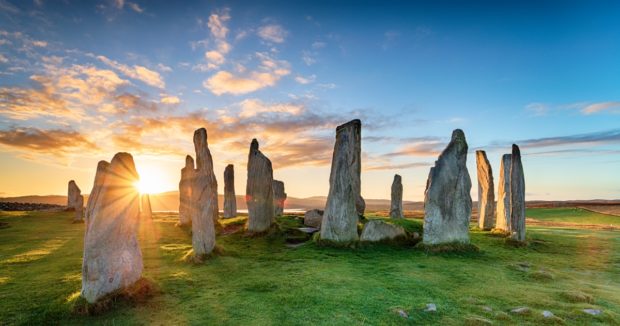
xmin=561 ymin=291 xmax=593 ymax=303
xmin=181 ymin=245 xmax=225 ymax=264
xmin=529 ymin=269 xmax=555 ymax=281
xmin=464 ymin=316 xmax=493 ymax=325
xmin=71 ymin=278 xmax=158 ymax=316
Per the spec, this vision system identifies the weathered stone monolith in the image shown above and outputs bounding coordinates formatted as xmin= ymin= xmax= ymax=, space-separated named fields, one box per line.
xmin=510 ymin=144 xmax=526 ymax=242
xmin=191 ymin=128 xmax=217 ymax=257
xmin=178 ymin=155 xmax=195 ymax=226
xmin=495 ymin=154 xmax=512 ymax=232
xmin=476 ymin=150 xmax=495 ymax=230
xmin=423 ymin=129 xmax=472 ymax=245
xmin=68 ymin=180 xmax=84 ymax=222
xmin=140 ymin=194 xmax=152 ymax=219
xmin=246 ymin=139 xmax=275 ymax=232
xmin=85 ymin=161 xmax=109 ymax=220
xmin=81 ymin=153 xmax=143 ymax=303
xmin=390 ymin=174 xmax=403 ymax=219
xmin=273 ymin=180 xmax=287 ymax=216
xmin=223 ymin=164 xmax=237 ymax=218
xmin=320 ymin=120 xmax=363 ymax=243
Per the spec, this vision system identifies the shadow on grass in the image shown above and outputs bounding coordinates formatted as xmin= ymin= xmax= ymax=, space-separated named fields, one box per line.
xmin=71 ymin=278 xmax=159 ymax=316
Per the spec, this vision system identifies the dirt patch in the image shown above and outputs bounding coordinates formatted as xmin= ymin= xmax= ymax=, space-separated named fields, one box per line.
xmin=577 ymin=205 xmax=620 ymax=217
xmin=526 ymin=218 xmax=620 ymax=230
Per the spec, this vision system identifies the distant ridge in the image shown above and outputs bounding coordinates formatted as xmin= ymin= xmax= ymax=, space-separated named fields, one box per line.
xmin=1 ymin=193 xmax=619 ymax=212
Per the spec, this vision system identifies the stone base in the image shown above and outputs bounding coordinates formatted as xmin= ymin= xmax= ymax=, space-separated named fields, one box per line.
xmin=73 ymin=278 xmax=158 ymax=315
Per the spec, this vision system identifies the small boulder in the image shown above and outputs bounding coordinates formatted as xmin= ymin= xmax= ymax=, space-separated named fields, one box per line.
xmin=304 ymin=209 xmax=324 ymax=228
xmin=510 ymin=307 xmax=531 ymax=315
xmin=583 ymin=309 xmax=602 ymax=316
xmin=542 ymin=310 xmax=554 ymax=318
xmin=360 ymin=220 xmax=406 ymax=242
xmin=425 ymin=303 xmax=437 ymax=312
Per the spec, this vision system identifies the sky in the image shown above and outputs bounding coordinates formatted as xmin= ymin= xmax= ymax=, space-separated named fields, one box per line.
xmin=1 ymin=0 xmax=619 ymax=201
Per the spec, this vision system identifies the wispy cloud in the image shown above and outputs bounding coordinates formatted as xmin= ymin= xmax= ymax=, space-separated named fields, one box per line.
xmin=0 ymin=127 xmax=99 ymax=155
xmin=203 ymin=52 xmax=290 ymax=95
xmin=581 ymin=101 xmax=620 ymax=115
xmin=525 ymin=101 xmax=620 ymax=116
xmin=257 ymin=24 xmax=287 ymax=43
xmin=96 ymin=55 xmax=165 ymax=88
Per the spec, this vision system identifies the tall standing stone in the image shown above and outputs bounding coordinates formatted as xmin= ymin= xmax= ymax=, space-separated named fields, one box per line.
xmin=85 ymin=161 xmax=109 ymax=221
xmin=510 ymin=144 xmax=526 ymax=242
xmin=272 ymin=180 xmax=287 ymax=216
xmin=178 ymin=155 xmax=195 ymax=226
xmin=320 ymin=120 xmax=363 ymax=243
xmin=495 ymin=154 xmax=512 ymax=232
xmin=81 ymin=153 xmax=143 ymax=303
xmin=140 ymin=194 xmax=152 ymax=219
xmin=223 ymin=164 xmax=237 ymax=218
xmin=476 ymin=150 xmax=496 ymax=230
xmin=68 ymin=180 xmax=84 ymax=222
xmin=191 ymin=128 xmax=217 ymax=257
xmin=390 ymin=174 xmax=404 ymax=219
xmin=423 ymin=129 xmax=472 ymax=245
xmin=246 ymin=139 xmax=275 ymax=232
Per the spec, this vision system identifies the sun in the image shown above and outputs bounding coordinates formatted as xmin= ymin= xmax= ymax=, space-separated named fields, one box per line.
xmin=133 ymin=163 xmax=172 ymax=194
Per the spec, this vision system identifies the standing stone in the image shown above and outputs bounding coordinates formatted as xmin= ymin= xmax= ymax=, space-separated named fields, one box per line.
xmin=390 ymin=174 xmax=404 ymax=219
xmin=510 ymin=144 xmax=526 ymax=242
xmin=246 ymin=139 xmax=275 ymax=232
xmin=495 ymin=154 xmax=512 ymax=232
xmin=140 ymin=194 xmax=152 ymax=219
xmin=320 ymin=120 xmax=363 ymax=243
xmin=272 ymin=180 xmax=287 ymax=216
xmin=85 ymin=161 xmax=110 ymax=221
xmin=223 ymin=164 xmax=237 ymax=218
xmin=178 ymin=155 xmax=195 ymax=226
xmin=81 ymin=153 xmax=142 ymax=303
xmin=68 ymin=180 xmax=84 ymax=222
xmin=191 ymin=128 xmax=217 ymax=257
xmin=476 ymin=150 xmax=496 ymax=230
xmin=423 ymin=129 xmax=472 ymax=245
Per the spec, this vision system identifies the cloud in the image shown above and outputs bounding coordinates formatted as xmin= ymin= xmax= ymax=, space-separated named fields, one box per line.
xmin=203 ymin=52 xmax=290 ymax=95
xmin=525 ymin=102 xmax=549 ymax=116
xmin=365 ymin=162 xmax=431 ymax=171
xmin=157 ymin=63 xmax=172 ymax=72
xmin=207 ymin=9 xmax=230 ymax=39
xmin=0 ymin=127 xmax=99 ymax=155
xmin=239 ymin=99 xmax=303 ymax=118
xmin=515 ymin=129 xmax=620 ymax=149
xmin=160 ymin=95 xmax=180 ymax=104
xmin=0 ymin=53 xmax=7 ymax=63
xmin=301 ymin=50 xmax=316 ymax=66
xmin=97 ymin=55 xmax=165 ymax=88
xmin=0 ymin=64 xmax=128 ymax=121
xmin=205 ymin=50 xmax=225 ymax=65
xmin=381 ymin=137 xmax=445 ymax=158
xmin=581 ymin=102 xmax=620 ymax=115
xmin=127 ymin=2 xmax=143 ymax=13
xmin=258 ymin=24 xmax=287 ymax=43
xmin=295 ymin=74 xmax=316 ymax=84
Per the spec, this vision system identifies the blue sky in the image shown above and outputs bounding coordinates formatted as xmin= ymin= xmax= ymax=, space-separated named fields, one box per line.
xmin=0 ymin=0 xmax=619 ymax=200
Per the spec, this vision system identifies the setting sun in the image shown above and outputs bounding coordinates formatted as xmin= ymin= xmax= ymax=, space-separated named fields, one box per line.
xmin=134 ymin=164 xmax=173 ymax=194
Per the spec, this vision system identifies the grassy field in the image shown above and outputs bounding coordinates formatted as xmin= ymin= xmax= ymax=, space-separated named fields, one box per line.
xmin=527 ymin=207 xmax=620 ymax=225
xmin=1 ymin=209 xmax=619 ymax=325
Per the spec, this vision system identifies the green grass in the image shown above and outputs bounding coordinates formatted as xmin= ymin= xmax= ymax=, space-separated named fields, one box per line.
xmin=527 ymin=207 xmax=620 ymax=225
xmin=1 ymin=209 xmax=619 ymax=325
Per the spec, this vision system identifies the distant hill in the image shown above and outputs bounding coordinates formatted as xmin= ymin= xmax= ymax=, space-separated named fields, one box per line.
xmin=2 ymin=193 xmax=619 ymax=212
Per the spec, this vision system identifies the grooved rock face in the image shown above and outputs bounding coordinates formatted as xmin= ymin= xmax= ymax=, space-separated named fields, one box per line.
xmin=390 ymin=174 xmax=403 ymax=219
xmin=81 ymin=152 xmax=143 ymax=303
xmin=246 ymin=139 xmax=274 ymax=232
xmin=178 ymin=155 xmax=195 ymax=226
xmin=423 ymin=129 xmax=472 ymax=245
xmin=223 ymin=164 xmax=237 ymax=218
xmin=360 ymin=220 xmax=406 ymax=242
xmin=476 ymin=150 xmax=496 ymax=230
xmin=510 ymin=144 xmax=526 ymax=242
xmin=495 ymin=154 xmax=512 ymax=231
xmin=272 ymin=180 xmax=287 ymax=216
xmin=85 ymin=161 xmax=110 ymax=221
xmin=321 ymin=120 xmax=362 ymax=243
xmin=191 ymin=128 xmax=217 ymax=256
xmin=304 ymin=209 xmax=324 ymax=228
xmin=68 ymin=180 xmax=83 ymax=221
